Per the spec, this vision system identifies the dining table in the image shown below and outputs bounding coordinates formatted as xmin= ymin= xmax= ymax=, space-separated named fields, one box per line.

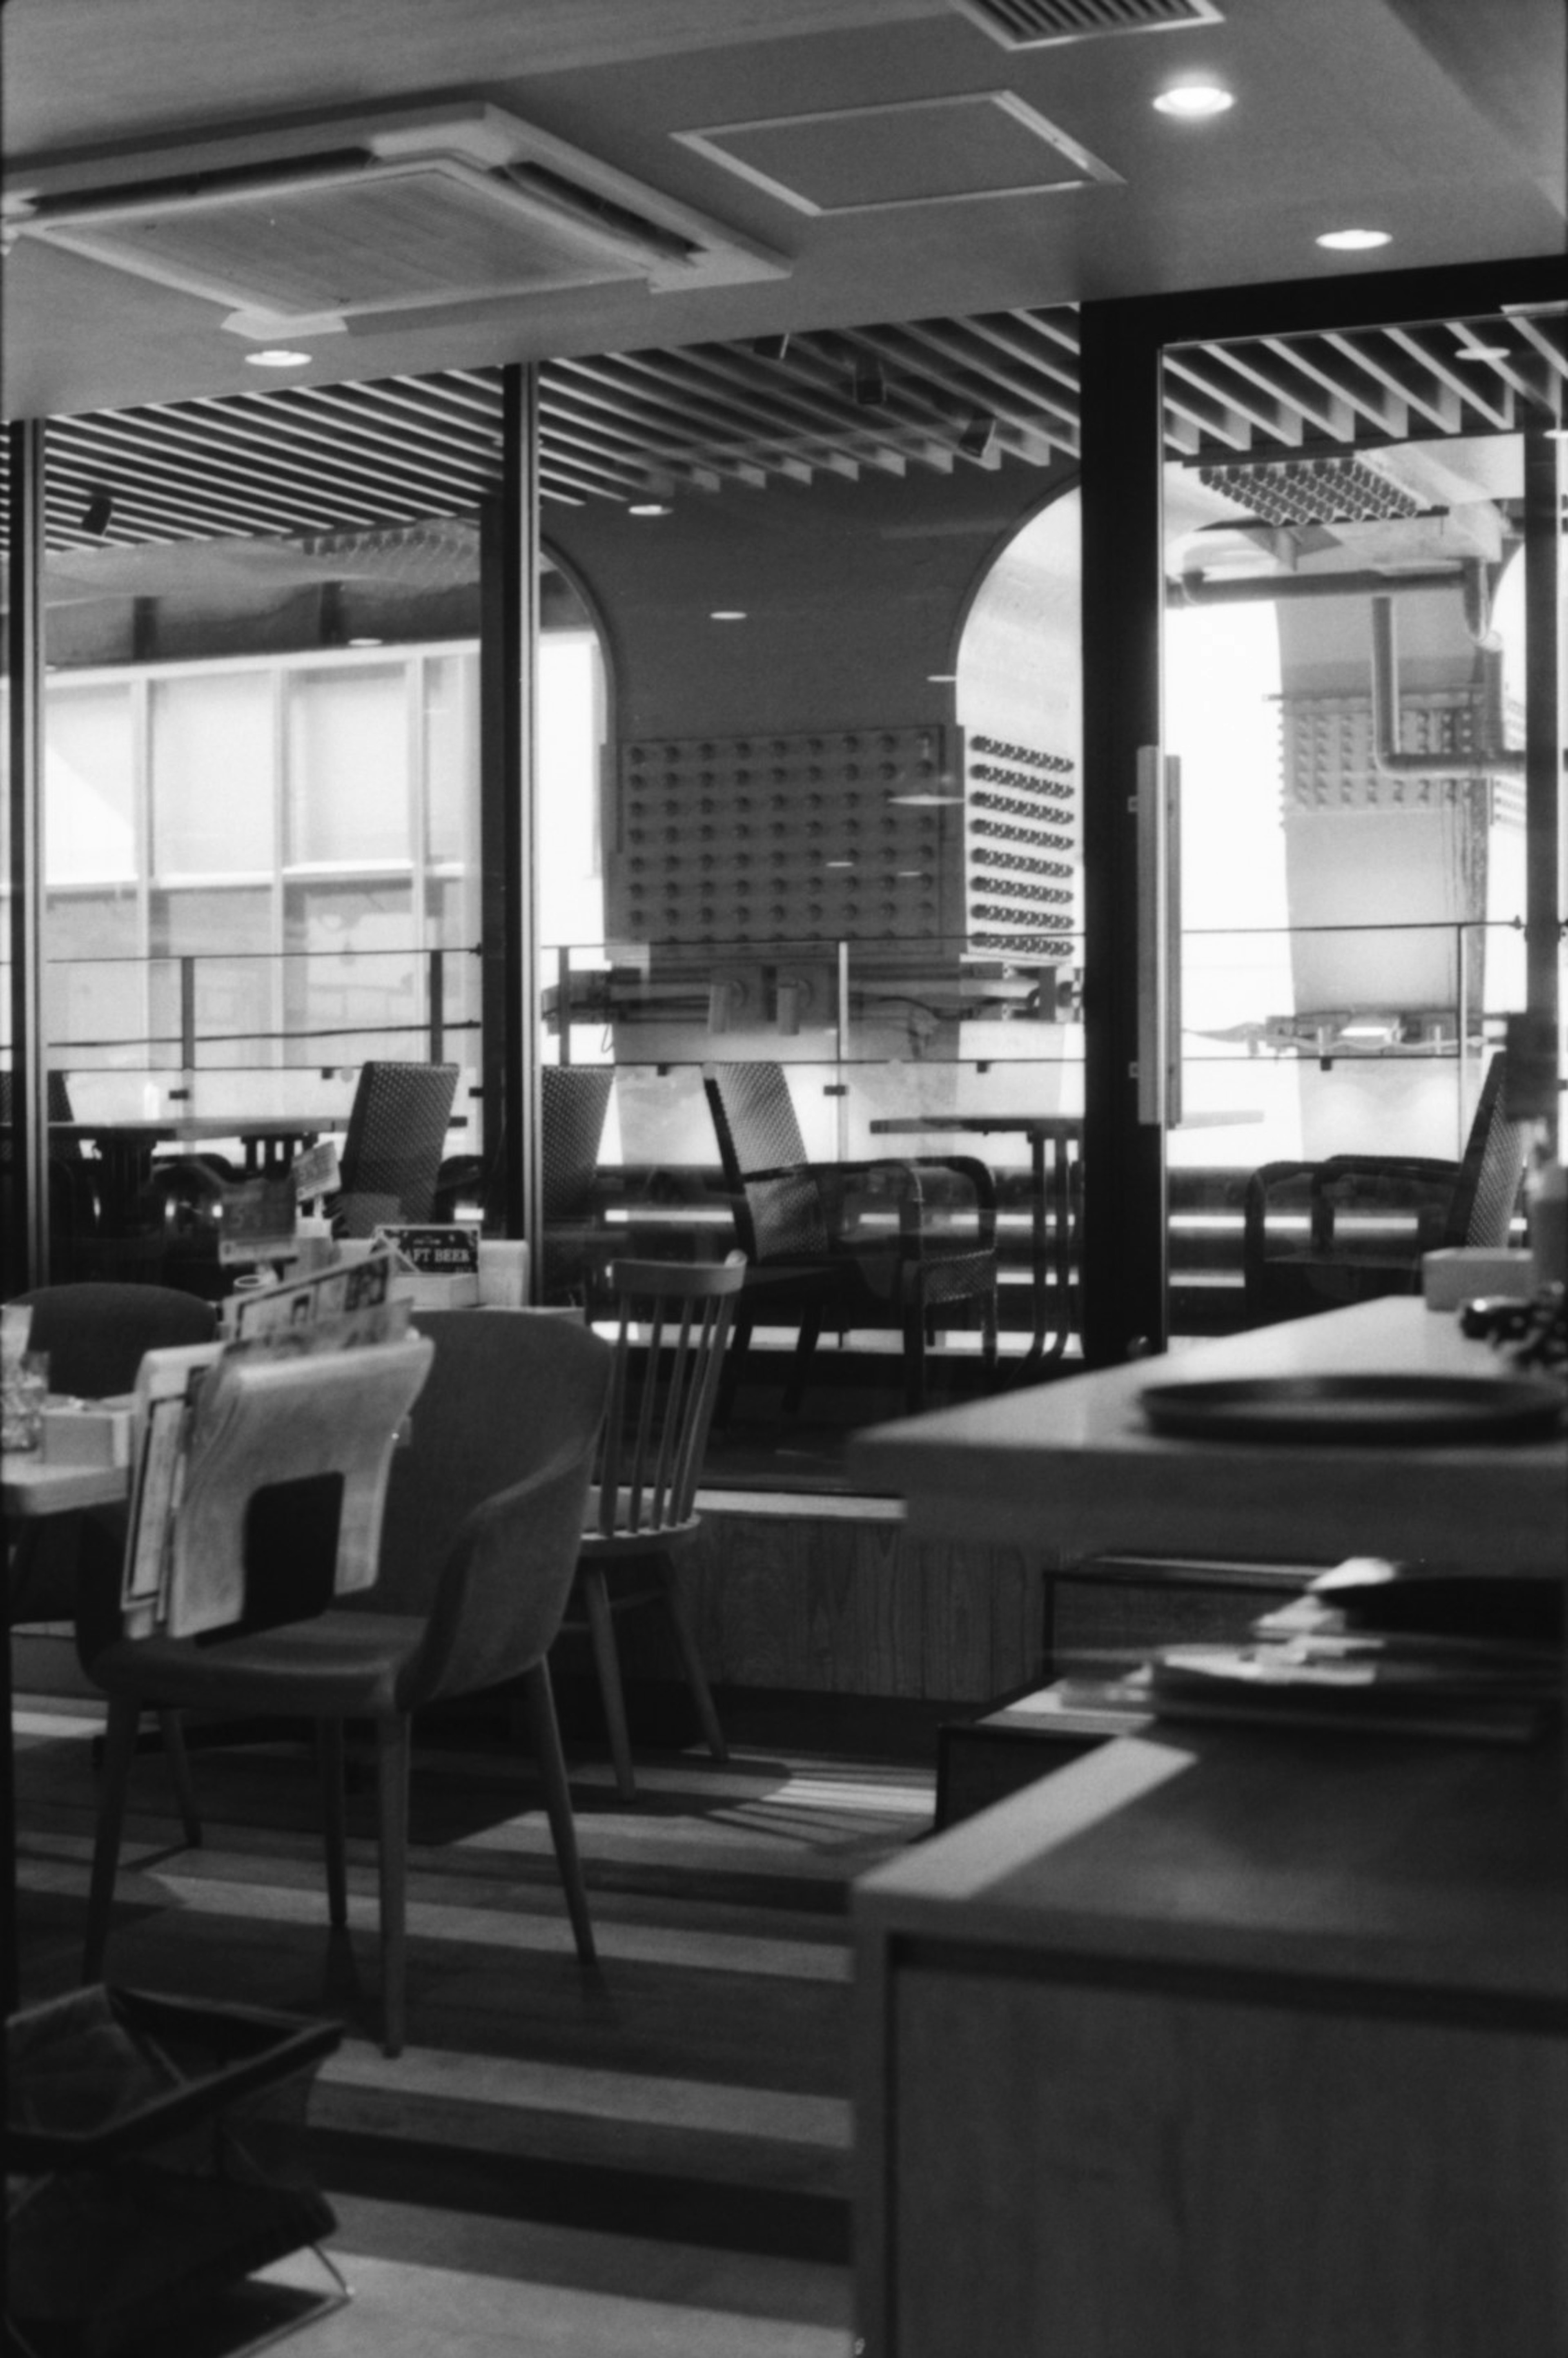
xmin=847 ymin=1295 xmax=1568 ymax=2358
xmin=48 ymin=1116 xmax=323 ymax=1235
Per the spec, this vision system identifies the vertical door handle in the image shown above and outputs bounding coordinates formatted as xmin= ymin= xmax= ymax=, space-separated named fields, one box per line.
xmin=1135 ymin=747 xmax=1183 ymax=1130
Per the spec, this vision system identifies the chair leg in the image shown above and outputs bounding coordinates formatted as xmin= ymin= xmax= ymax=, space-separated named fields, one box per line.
xmin=319 ymin=1717 xmax=348 ymax=1929
xmin=782 ymin=1306 xmax=822 ymax=1416
xmin=716 ymin=1310 xmax=752 ymax=1426
xmin=521 ymin=1659 xmax=596 ymax=1967
xmin=658 ymin=1561 xmax=727 ymax=1764
xmin=374 ymin=1715 xmax=411 ymax=2058
xmin=579 ymin=1563 xmax=637 ymax=1801
xmin=902 ymin=1305 xmax=928 ymax=1416
xmin=158 ymin=1709 xmax=202 ymax=1849
xmin=84 ymin=1695 xmax=140 ymax=1982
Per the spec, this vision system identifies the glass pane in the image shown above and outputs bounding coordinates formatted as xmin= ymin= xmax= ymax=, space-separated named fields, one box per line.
xmin=1160 ymin=308 xmax=1549 ymax=1340
xmin=44 ymin=889 xmax=144 ymax=1068
xmin=424 ymin=651 xmax=477 ymax=865
xmin=287 ymin=663 xmax=410 ymax=864
xmin=151 ymin=673 xmax=273 ymax=873
xmin=282 ymin=878 xmax=419 ymax=1067
xmin=149 ymin=887 xmax=276 ymax=1069
xmin=44 ymin=682 xmax=136 ymax=882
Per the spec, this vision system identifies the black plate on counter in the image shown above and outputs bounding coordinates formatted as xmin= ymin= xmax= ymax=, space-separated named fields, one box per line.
xmin=1138 ymin=1373 xmax=1566 ymax=1445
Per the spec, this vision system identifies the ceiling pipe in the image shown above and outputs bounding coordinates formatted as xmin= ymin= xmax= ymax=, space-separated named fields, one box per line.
xmin=1370 ymin=592 xmax=1523 ymax=777
xmin=1171 ymin=565 xmax=1460 ymax=606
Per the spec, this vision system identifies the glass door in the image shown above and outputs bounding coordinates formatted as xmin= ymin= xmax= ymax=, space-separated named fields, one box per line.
xmin=1158 ymin=303 xmax=1563 ymax=1341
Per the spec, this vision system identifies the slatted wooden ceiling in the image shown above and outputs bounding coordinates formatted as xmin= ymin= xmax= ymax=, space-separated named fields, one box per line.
xmin=14 ymin=303 xmax=1567 ymax=553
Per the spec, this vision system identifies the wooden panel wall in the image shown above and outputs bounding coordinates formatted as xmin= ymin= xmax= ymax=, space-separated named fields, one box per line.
xmin=623 ymin=1496 xmax=1047 ymax=1704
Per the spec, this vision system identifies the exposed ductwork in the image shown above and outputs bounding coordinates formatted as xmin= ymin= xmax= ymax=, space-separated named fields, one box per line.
xmin=1369 ymin=592 xmax=1523 ymax=778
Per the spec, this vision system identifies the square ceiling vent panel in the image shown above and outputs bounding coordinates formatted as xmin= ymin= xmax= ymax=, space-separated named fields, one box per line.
xmin=29 ymin=165 xmax=657 ymax=319
xmin=949 ymin=0 xmax=1223 ymax=45
xmin=3 ymin=103 xmax=787 ymax=335
xmin=675 ymin=92 xmax=1120 ymax=215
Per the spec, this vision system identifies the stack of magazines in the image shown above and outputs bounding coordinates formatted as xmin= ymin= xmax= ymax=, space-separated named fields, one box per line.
xmin=1149 ymin=1555 xmax=1562 ymax=1746
xmin=122 ymin=1251 xmax=416 ymax=1640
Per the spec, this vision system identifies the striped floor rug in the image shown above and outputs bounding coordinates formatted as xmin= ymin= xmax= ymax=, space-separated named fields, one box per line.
xmin=12 ymin=1698 xmax=935 ymax=2356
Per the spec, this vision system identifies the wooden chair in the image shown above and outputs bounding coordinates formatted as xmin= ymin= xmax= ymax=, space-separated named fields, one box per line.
xmin=333 ymin=1061 xmax=459 ymax=1237
xmin=1242 ymin=1052 xmax=1531 ymax=1324
xmin=562 ymin=1254 xmax=745 ymax=1801
xmin=703 ymin=1061 xmax=997 ymax=1418
xmin=75 ymin=1313 xmax=613 ymax=2054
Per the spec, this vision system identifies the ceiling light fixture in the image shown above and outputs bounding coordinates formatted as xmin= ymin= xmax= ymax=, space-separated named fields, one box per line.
xmin=927 ymin=672 xmax=958 ymax=683
xmin=1153 ymin=85 xmax=1233 ymax=118
xmin=1315 ymin=228 xmax=1391 ymax=252
xmin=244 ymin=347 xmax=312 ymax=367
xmin=958 ymin=410 xmax=997 ymax=460
xmin=710 ymin=609 xmax=747 ymax=621
xmin=628 ymin=501 xmax=671 ymax=516
xmin=347 ymin=635 xmax=383 ymax=648
xmin=853 ymin=357 xmax=888 ymax=407
xmin=1456 ymin=341 xmax=1511 ymax=362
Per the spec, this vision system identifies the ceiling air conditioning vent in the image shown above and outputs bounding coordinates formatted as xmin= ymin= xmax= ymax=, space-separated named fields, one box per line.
xmin=950 ymin=0 xmax=1223 ymax=47
xmin=1 ymin=103 xmax=787 ymax=339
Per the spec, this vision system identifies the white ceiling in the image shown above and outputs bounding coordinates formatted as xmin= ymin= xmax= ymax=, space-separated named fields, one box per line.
xmin=2 ymin=0 xmax=1563 ymax=420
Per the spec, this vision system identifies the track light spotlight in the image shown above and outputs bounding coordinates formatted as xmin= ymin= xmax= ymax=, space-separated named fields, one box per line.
xmin=958 ymin=410 xmax=997 ymax=460
xmin=80 ymin=487 xmax=114 ymax=537
xmin=853 ymin=357 xmax=888 ymax=407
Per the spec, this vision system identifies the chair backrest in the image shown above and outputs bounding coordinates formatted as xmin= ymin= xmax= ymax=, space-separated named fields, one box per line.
xmin=542 ymin=1065 xmax=615 ymax=1220
xmin=1450 ymin=1051 xmax=1532 ymax=1248
xmin=13 ymin=1282 xmax=216 ymax=1397
xmin=0 ymin=1070 xmax=76 ymax=1129
xmin=337 ymin=1061 xmax=459 ymax=1235
xmin=593 ymin=1253 xmax=747 ymax=1541
xmin=704 ymin=1063 xmax=830 ymax=1263
xmin=368 ymin=1310 xmax=615 ymax=1707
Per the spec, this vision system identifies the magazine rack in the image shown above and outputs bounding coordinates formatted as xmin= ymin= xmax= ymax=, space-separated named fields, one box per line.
xmin=161 ymin=1336 xmax=433 ymax=1639
xmin=7 ymin=1986 xmax=348 ymax=2358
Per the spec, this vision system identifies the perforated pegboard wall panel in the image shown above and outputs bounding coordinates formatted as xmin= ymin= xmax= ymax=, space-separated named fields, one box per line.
xmin=1280 ymin=690 xmax=1517 ymax=818
xmin=608 ymin=724 xmax=965 ymax=946
xmin=963 ymin=732 xmax=1080 ymax=958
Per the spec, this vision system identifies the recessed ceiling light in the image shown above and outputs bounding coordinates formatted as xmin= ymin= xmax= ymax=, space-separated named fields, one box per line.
xmin=927 ymin=672 xmax=958 ymax=683
xmin=825 ymin=858 xmax=857 ymax=868
xmin=888 ymin=792 xmax=964 ymax=807
xmin=1153 ymin=84 xmax=1233 ymax=118
xmin=347 ymin=636 xmax=383 ymax=648
xmin=709 ymin=609 xmax=747 ymax=621
xmin=1315 ymin=228 xmax=1391 ymax=252
xmin=1457 ymin=342 xmax=1511 ymax=362
xmin=244 ymin=347 xmax=312 ymax=368
xmin=628 ymin=501 xmax=671 ymax=516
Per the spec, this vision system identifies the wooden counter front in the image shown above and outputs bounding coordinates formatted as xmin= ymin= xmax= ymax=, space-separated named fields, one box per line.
xmin=854 ymin=1729 xmax=1568 ymax=2358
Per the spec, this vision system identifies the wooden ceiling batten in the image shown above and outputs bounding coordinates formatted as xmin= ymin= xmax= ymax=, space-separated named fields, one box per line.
xmin=1385 ymin=324 xmax=1515 ymax=433
xmin=1258 ymin=334 xmax=1409 ymax=442
xmin=8 ymin=308 xmax=1549 ymax=555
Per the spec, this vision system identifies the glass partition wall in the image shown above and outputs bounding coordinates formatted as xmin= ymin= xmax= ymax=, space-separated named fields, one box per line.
xmin=33 ymin=510 xmax=483 ymax=1289
xmin=535 ymin=391 xmax=1086 ymax=1415
xmin=1156 ymin=305 xmax=1564 ymax=1342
